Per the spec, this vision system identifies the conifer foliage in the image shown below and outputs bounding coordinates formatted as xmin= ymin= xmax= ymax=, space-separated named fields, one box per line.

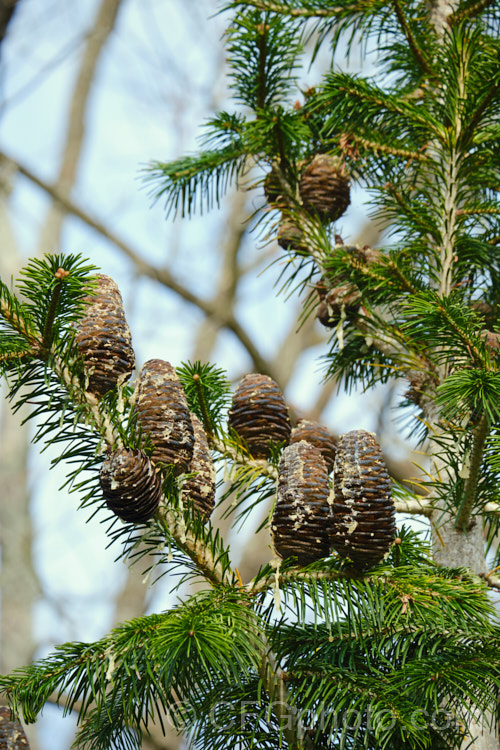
xmin=1 ymin=1 xmax=500 ymax=749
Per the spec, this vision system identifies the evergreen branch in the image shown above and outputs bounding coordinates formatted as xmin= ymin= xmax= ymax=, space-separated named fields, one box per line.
xmin=343 ymin=131 xmax=426 ymax=161
xmin=177 ymin=362 xmax=232 ymax=438
xmin=454 ymin=414 xmax=490 ymax=531
xmin=147 ymin=147 xmax=249 ymax=218
xmin=0 ymin=350 xmax=37 ymax=365
xmin=41 ymin=268 xmax=70 ymax=352
xmin=433 ymin=299 xmax=486 ymax=367
xmin=0 ymin=298 xmax=40 ymax=350
xmin=256 ymin=21 xmax=268 ymax=111
xmin=192 ymin=373 xmax=215 ymax=438
xmin=450 ymin=0 xmax=498 ymax=23
xmin=212 ymin=434 xmax=279 ymax=481
xmin=457 ymin=206 xmax=500 ymax=216
xmin=2 ymin=591 xmax=263 ymax=742
xmin=384 ymin=257 xmax=422 ymax=296
xmin=320 ymin=74 xmax=442 ymax=135
xmin=392 ymin=0 xmax=433 ymax=76
xmin=226 ymin=10 xmax=303 ymax=111
xmin=224 ymin=0 xmax=342 ymax=18
xmin=460 ymin=77 xmax=500 ymax=151
xmin=258 ymin=636 xmax=315 ymax=750
xmin=384 ymin=183 xmax=441 ymax=243
xmin=156 ymin=508 xmax=235 ymax=588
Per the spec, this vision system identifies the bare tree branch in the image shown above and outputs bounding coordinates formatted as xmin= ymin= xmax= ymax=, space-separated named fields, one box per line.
xmin=39 ymin=0 xmax=126 ymax=249
xmin=2 ymin=151 xmax=276 ymax=376
xmin=0 ymin=0 xmax=19 ymax=47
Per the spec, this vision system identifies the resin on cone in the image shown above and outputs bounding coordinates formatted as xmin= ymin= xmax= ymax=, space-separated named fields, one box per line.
xmin=133 ymin=359 xmax=194 ymax=475
xmin=228 ymin=373 xmax=291 ymax=458
xmin=100 ymin=448 xmax=161 ymax=523
xmin=75 ymin=274 xmax=135 ymax=397
xmin=291 ymin=419 xmax=337 ymax=473
xmin=272 ymin=441 xmax=332 ymax=566
xmin=330 ymin=430 xmax=395 ymax=568
xmin=316 ymin=282 xmax=361 ymax=328
xmin=181 ymin=413 xmax=216 ymax=520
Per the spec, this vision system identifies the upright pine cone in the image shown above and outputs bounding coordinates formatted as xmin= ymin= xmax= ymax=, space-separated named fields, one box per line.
xmin=228 ymin=373 xmax=291 ymax=458
xmin=277 ymin=220 xmax=306 ymax=252
xmin=100 ymin=448 xmax=161 ymax=523
xmin=291 ymin=419 xmax=337 ymax=473
xmin=299 ymin=154 xmax=350 ymax=222
xmin=181 ymin=413 xmax=216 ymax=520
xmin=330 ymin=430 xmax=395 ymax=568
xmin=0 ymin=707 xmax=30 ymax=749
xmin=264 ymin=167 xmax=285 ymax=207
xmin=133 ymin=359 xmax=194 ymax=475
xmin=316 ymin=283 xmax=361 ymax=328
xmin=272 ymin=441 xmax=332 ymax=566
xmin=75 ymin=274 xmax=135 ymax=397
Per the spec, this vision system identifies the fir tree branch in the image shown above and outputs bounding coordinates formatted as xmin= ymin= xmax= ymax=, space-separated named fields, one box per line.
xmin=392 ymin=0 xmax=433 ymax=76
xmin=258 ymin=636 xmax=315 ymax=750
xmin=40 ymin=268 xmax=69 ymax=352
xmin=434 ymin=299 xmax=486 ymax=368
xmin=212 ymin=434 xmax=279 ymax=481
xmin=384 ymin=183 xmax=441 ymax=243
xmin=457 ymin=206 xmax=500 ymax=216
xmin=0 ymin=299 xmax=40 ymax=351
xmin=192 ymin=373 xmax=215 ymax=439
xmin=461 ymin=78 xmax=500 ymax=146
xmin=256 ymin=21 xmax=269 ymax=111
xmin=344 ymin=132 xmax=426 ymax=161
xmin=156 ymin=508 xmax=234 ymax=587
xmin=450 ymin=0 xmax=497 ymax=23
xmin=225 ymin=0 xmax=342 ymax=17
xmin=454 ymin=414 xmax=490 ymax=531
xmin=0 ymin=350 xmax=36 ymax=365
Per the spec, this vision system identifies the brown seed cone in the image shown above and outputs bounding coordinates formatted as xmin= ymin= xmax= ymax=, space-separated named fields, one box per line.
xmin=133 ymin=359 xmax=194 ymax=475
xmin=277 ymin=221 xmax=306 ymax=251
xmin=316 ymin=283 xmax=361 ymax=328
xmin=299 ymin=154 xmax=350 ymax=222
xmin=291 ymin=419 xmax=337 ymax=473
xmin=100 ymin=448 xmax=161 ymax=523
xmin=181 ymin=414 xmax=216 ymax=520
xmin=330 ymin=430 xmax=395 ymax=568
xmin=228 ymin=373 xmax=291 ymax=458
xmin=0 ymin=707 xmax=31 ymax=749
xmin=75 ymin=274 xmax=135 ymax=397
xmin=357 ymin=245 xmax=383 ymax=265
xmin=264 ymin=168 xmax=284 ymax=207
xmin=481 ymin=330 xmax=500 ymax=351
xmin=272 ymin=441 xmax=332 ymax=566
xmin=471 ymin=300 xmax=493 ymax=317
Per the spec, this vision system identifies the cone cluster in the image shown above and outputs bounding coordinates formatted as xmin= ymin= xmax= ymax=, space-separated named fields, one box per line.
xmin=272 ymin=427 xmax=395 ymax=569
xmin=228 ymin=373 xmax=291 ymax=458
xmin=330 ymin=430 xmax=395 ymax=568
xmin=79 ymin=273 xmax=395 ymax=561
xmin=133 ymin=359 xmax=195 ymax=475
xmin=272 ymin=441 xmax=332 ymax=566
xmin=181 ymin=413 xmax=216 ymax=519
xmin=100 ymin=448 xmax=161 ymax=523
xmin=299 ymin=154 xmax=350 ymax=222
xmin=75 ymin=274 xmax=135 ymax=397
